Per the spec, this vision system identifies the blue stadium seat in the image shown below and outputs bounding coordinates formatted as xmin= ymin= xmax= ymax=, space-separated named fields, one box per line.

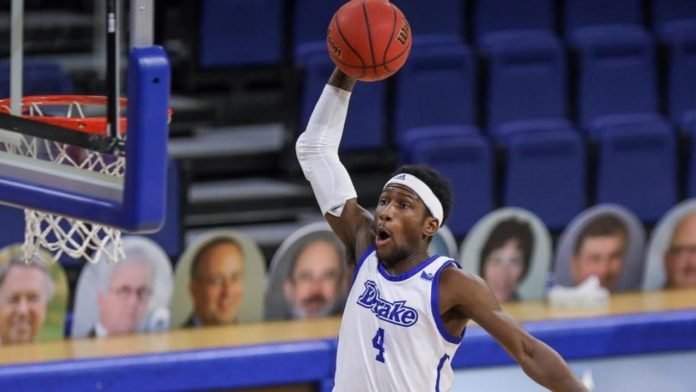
xmin=652 ymin=0 xmax=696 ymax=36
xmin=198 ymin=0 xmax=283 ymax=68
xmin=293 ymin=0 xmax=343 ymax=62
xmin=563 ymin=0 xmax=650 ymax=120
xmin=474 ymin=0 xmax=555 ymax=46
xmin=480 ymin=32 xmax=584 ymax=229
xmin=483 ymin=34 xmax=566 ymax=133
xmin=400 ymin=127 xmax=493 ymax=237
xmin=650 ymin=1 xmax=696 ymax=129
xmin=398 ymin=124 xmax=480 ymax=162
xmin=497 ymin=122 xmax=586 ymax=230
xmin=593 ymin=117 xmax=676 ymax=221
xmin=299 ymin=44 xmax=386 ymax=151
xmin=393 ymin=41 xmax=476 ymax=144
xmin=662 ymin=26 xmax=696 ymax=128
xmin=574 ymin=28 xmax=658 ymax=129
xmin=0 ymin=59 xmax=73 ymax=97
xmin=570 ymin=25 xmax=676 ymax=222
xmin=391 ymin=0 xmax=467 ymax=43
xmin=563 ymin=0 xmax=644 ymax=40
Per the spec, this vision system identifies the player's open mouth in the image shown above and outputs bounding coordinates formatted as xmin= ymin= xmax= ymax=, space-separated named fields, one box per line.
xmin=376 ymin=228 xmax=392 ymax=246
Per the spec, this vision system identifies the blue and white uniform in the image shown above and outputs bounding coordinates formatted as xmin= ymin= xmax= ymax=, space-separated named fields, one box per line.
xmin=333 ymin=247 xmax=464 ymax=392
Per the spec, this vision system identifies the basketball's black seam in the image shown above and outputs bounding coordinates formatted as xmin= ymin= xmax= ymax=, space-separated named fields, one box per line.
xmin=361 ymin=0 xmax=378 ymax=79
xmin=332 ymin=46 xmax=409 ymax=69
xmin=383 ymin=33 xmax=411 ymax=68
xmin=334 ymin=13 xmax=366 ymax=79
xmin=382 ymin=4 xmax=399 ymax=72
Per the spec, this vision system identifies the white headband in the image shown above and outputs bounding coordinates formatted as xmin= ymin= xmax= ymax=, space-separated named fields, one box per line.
xmin=383 ymin=173 xmax=444 ymax=227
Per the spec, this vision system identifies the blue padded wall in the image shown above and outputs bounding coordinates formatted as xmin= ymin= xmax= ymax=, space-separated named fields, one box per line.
xmin=199 ymin=0 xmax=283 ymax=67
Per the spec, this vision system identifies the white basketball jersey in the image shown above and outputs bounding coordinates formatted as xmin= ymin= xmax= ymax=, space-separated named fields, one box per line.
xmin=333 ymin=247 xmax=463 ymax=392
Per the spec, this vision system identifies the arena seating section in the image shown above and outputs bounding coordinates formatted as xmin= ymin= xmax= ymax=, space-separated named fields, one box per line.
xmin=2 ymin=0 xmax=696 ymax=263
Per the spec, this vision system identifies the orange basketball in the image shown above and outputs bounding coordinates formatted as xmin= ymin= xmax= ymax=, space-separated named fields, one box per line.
xmin=327 ymin=0 xmax=412 ymax=82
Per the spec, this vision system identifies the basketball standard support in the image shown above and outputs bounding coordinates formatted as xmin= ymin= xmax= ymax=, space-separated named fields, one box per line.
xmin=1 ymin=0 xmax=24 ymax=145
xmin=0 ymin=46 xmax=170 ymax=232
xmin=121 ymin=45 xmax=170 ymax=231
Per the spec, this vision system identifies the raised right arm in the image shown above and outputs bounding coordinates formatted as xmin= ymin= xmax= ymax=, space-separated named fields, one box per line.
xmin=295 ymin=69 xmax=375 ymax=265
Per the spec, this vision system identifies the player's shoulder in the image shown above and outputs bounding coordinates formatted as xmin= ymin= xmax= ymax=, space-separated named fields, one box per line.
xmin=438 ymin=262 xmax=494 ymax=314
xmin=439 ymin=263 xmax=487 ymax=290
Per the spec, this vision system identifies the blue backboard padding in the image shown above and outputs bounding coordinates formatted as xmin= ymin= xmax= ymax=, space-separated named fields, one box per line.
xmin=122 ymin=46 xmax=170 ymax=232
xmin=1 ymin=311 xmax=696 ymax=390
xmin=143 ymin=160 xmax=182 ymax=258
xmin=0 ymin=46 xmax=170 ymax=232
xmin=0 ymin=340 xmax=336 ymax=391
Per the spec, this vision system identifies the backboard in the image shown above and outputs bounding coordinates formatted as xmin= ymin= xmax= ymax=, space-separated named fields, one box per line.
xmin=0 ymin=0 xmax=170 ymax=233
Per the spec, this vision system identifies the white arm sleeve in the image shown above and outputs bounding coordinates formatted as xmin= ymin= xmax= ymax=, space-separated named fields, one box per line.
xmin=295 ymin=84 xmax=357 ymax=217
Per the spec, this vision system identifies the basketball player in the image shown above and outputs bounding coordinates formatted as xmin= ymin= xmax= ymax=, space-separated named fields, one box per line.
xmin=296 ymin=68 xmax=586 ymax=391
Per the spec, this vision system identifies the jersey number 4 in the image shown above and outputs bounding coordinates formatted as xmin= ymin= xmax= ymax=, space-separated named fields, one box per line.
xmin=372 ymin=328 xmax=386 ymax=363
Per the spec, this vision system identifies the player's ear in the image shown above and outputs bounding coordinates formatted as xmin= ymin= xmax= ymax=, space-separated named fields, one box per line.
xmin=423 ymin=216 xmax=438 ymax=238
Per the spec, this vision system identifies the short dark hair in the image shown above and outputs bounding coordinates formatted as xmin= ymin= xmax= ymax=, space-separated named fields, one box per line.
xmin=479 ymin=218 xmax=534 ymax=279
xmin=574 ymin=214 xmax=628 ymax=255
xmin=190 ymin=237 xmax=242 ymax=281
xmin=391 ymin=165 xmax=453 ymax=226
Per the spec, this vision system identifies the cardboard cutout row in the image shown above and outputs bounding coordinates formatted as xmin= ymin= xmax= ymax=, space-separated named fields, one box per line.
xmin=643 ymin=199 xmax=696 ymax=291
xmin=0 ymin=244 xmax=68 ymax=345
xmin=171 ymin=230 xmax=266 ymax=328
xmin=72 ymin=236 xmax=174 ymax=338
xmin=460 ymin=208 xmax=552 ymax=303
xmin=265 ymin=222 xmax=348 ymax=321
xmin=553 ymin=204 xmax=645 ymax=293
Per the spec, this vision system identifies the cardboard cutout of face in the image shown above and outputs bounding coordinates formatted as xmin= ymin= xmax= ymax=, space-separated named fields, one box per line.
xmin=172 ymin=229 xmax=266 ymax=327
xmin=264 ymin=222 xmax=347 ymax=321
xmin=0 ymin=244 xmax=68 ymax=345
xmin=554 ymin=204 xmax=645 ymax=293
xmin=643 ymin=199 xmax=696 ymax=291
xmin=72 ymin=236 xmax=174 ymax=338
xmin=460 ymin=208 xmax=552 ymax=302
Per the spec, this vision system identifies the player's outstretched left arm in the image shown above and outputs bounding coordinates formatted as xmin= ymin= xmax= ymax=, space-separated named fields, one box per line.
xmin=439 ymin=268 xmax=587 ymax=392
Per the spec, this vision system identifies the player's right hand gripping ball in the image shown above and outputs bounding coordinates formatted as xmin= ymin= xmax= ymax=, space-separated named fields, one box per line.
xmin=327 ymin=0 xmax=412 ymax=81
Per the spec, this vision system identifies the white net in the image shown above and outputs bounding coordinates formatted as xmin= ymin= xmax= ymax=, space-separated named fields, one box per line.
xmin=0 ymin=99 xmax=125 ymax=264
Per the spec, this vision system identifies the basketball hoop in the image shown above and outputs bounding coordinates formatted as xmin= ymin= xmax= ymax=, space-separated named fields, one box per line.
xmin=0 ymin=95 xmax=171 ymax=264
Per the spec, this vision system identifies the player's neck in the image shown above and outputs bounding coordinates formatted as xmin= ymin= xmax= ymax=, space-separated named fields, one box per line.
xmin=382 ymin=249 xmax=430 ymax=276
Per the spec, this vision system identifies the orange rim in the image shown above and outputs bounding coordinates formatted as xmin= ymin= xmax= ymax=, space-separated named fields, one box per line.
xmin=0 ymin=95 xmax=172 ymax=137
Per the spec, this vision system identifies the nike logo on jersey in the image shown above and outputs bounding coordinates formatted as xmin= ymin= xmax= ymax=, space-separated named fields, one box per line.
xmin=357 ymin=280 xmax=419 ymax=327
